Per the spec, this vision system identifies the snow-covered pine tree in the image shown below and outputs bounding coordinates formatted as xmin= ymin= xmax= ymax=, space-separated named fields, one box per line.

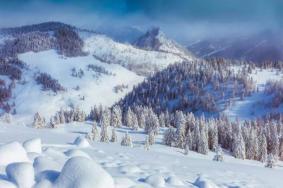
xmin=265 ymin=153 xmax=276 ymax=168
xmin=33 ymin=112 xmax=45 ymax=128
xmin=144 ymin=136 xmax=150 ymax=151
xmin=132 ymin=113 xmax=139 ymax=131
xmin=163 ymin=126 xmax=176 ymax=146
xmin=100 ymin=109 xmax=110 ymax=142
xmin=213 ymin=145 xmax=224 ymax=162
xmin=208 ymin=119 xmax=218 ymax=151
xmin=148 ymin=130 xmax=155 ymax=145
xmin=232 ymin=125 xmax=246 ymax=159
xmin=121 ymin=132 xmax=133 ymax=147
xmin=269 ymin=122 xmax=279 ymax=158
xmin=110 ymin=105 xmax=122 ymax=128
xmin=145 ymin=108 xmax=160 ymax=135
xmin=158 ymin=112 xmax=166 ymax=128
xmin=110 ymin=128 xmax=118 ymax=142
xmin=126 ymin=108 xmax=135 ymax=128
xmin=258 ymin=129 xmax=268 ymax=162
xmin=198 ymin=118 xmax=209 ymax=155
xmin=175 ymin=111 xmax=187 ymax=148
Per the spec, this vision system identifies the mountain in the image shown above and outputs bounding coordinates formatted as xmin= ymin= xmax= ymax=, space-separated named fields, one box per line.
xmin=134 ymin=27 xmax=194 ymax=61
xmin=188 ymin=30 xmax=283 ymax=63
xmin=0 ymin=22 xmax=191 ymax=123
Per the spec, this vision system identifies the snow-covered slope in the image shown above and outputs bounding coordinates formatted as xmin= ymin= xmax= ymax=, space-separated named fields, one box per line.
xmin=13 ymin=50 xmax=143 ymax=124
xmin=224 ymin=67 xmax=283 ymax=120
xmin=83 ymin=33 xmax=187 ymax=76
xmin=0 ymin=122 xmax=282 ymax=188
xmin=134 ymin=28 xmax=194 ymax=61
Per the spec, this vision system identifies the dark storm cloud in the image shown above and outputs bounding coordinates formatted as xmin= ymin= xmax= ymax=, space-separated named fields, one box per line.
xmin=0 ymin=0 xmax=282 ymax=41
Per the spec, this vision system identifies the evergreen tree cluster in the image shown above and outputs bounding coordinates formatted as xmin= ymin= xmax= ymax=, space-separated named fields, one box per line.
xmin=163 ymin=111 xmax=283 ymax=162
xmin=118 ymin=59 xmax=255 ymax=116
xmin=35 ymin=72 xmax=65 ymax=93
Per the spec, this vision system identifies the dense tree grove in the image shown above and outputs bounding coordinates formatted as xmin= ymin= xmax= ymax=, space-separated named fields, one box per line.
xmin=265 ymin=80 xmax=283 ymax=108
xmin=35 ymin=72 xmax=65 ymax=93
xmin=118 ymin=59 xmax=256 ymax=116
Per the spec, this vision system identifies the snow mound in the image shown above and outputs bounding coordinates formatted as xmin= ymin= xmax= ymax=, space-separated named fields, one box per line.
xmin=64 ymin=149 xmax=91 ymax=159
xmin=145 ymin=174 xmax=166 ymax=187
xmin=73 ymin=137 xmax=90 ymax=148
xmin=115 ymin=177 xmax=136 ymax=188
xmin=0 ymin=180 xmax=17 ymax=188
xmin=0 ymin=142 xmax=29 ymax=166
xmin=23 ymin=138 xmax=42 ymax=154
xmin=130 ymin=183 xmax=153 ymax=188
xmin=36 ymin=170 xmax=60 ymax=183
xmin=33 ymin=156 xmax=61 ymax=174
xmin=33 ymin=179 xmax=53 ymax=188
xmin=54 ymin=157 xmax=115 ymax=188
xmin=119 ymin=165 xmax=142 ymax=174
xmin=166 ymin=175 xmax=184 ymax=186
xmin=6 ymin=162 xmax=35 ymax=188
xmin=194 ymin=175 xmax=219 ymax=188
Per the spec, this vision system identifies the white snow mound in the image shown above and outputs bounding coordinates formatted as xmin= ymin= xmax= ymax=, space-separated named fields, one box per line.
xmin=145 ymin=174 xmax=166 ymax=187
xmin=166 ymin=175 xmax=184 ymax=186
xmin=33 ymin=156 xmax=61 ymax=174
xmin=0 ymin=142 xmax=29 ymax=166
xmin=64 ymin=149 xmax=91 ymax=159
xmin=54 ymin=157 xmax=115 ymax=188
xmin=115 ymin=177 xmax=136 ymax=188
xmin=23 ymin=138 xmax=42 ymax=154
xmin=73 ymin=137 xmax=90 ymax=148
xmin=0 ymin=180 xmax=17 ymax=188
xmin=194 ymin=175 xmax=219 ymax=188
xmin=6 ymin=162 xmax=35 ymax=188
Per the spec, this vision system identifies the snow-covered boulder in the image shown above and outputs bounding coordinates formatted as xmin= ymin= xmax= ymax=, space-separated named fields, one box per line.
xmin=145 ymin=174 xmax=166 ymax=187
xmin=33 ymin=156 xmax=61 ymax=174
xmin=73 ymin=136 xmax=90 ymax=148
xmin=194 ymin=175 xmax=219 ymax=188
xmin=166 ymin=175 xmax=184 ymax=186
xmin=0 ymin=142 xmax=29 ymax=166
xmin=54 ymin=157 xmax=115 ymax=188
xmin=64 ymin=149 xmax=91 ymax=159
xmin=115 ymin=177 xmax=136 ymax=188
xmin=0 ymin=180 xmax=17 ymax=188
xmin=23 ymin=138 xmax=42 ymax=154
xmin=6 ymin=162 xmax=35 ymax=188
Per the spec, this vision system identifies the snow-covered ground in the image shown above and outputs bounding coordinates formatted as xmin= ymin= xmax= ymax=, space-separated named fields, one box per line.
xmin=12 ymin=50 xmax=144 ymax=124
xmin=0 ymin=122 xmax=282 ymax=188
xmin=225 ymin=67 xmax=283 ymax=120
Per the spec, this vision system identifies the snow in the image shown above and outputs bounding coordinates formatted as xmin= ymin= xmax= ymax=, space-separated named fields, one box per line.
xmin=23 ymin=138 xmax=42 ymax=154
xmin=194 ymin=175 xmax=219 ymax=188
xmin=225 ymin=67 xmax=283 ymax=120
xmin=6 ymin=162 xmax=35 ymax=188
xmin=0 ymin=123 xmax=283 ymax=187
xmin=73 ymin=136 xmax=90 ymax=148
xmin=83 ymin=34 xmax=184 ymax=71
xmin=13 ymin=49 xmax=144 ymax=124
xmin=54 ymin=157 xmax=115 ymax=188
xmin=0 ymin=180 xmax=17 ymax=188
xmin=0 ymin=142 xmax=29 ymax=166
xmin=145 ymin=174 xmax=166 ymax=187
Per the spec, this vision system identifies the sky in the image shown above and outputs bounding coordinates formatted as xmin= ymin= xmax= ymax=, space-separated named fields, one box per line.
xmin=0 ymin=0 xmax=282 ymax=41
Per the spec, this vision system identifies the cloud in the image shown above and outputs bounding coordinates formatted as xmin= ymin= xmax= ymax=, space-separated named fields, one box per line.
xmin=0 ymin=0 xmax=281 ymax=42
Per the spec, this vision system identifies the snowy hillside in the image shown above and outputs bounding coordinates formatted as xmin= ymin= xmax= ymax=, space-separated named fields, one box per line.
xmin=83 ymin=33 xmax=190 ymax=76
xmin=0 ymin=122 xmax=282 ymax=188
xmin=11 ymin=50 xmax=143 ymax=123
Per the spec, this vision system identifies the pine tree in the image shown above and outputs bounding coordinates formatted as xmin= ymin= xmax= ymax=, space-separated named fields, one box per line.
xmin=148 ymin=131 xmax=155 ymax=145
xmin=163 ymin=127 xmax=176 ymax=146
xmin=100 ymin=109 xmax=110 ymax=142
xmin=33 ymin=112 xmax=45 ymax=128
xmin=184 ymin=143 xmax=189 ymax=155
xmin=198 ymin=119 xmax=209 ymax=155
xmin=208 ymin=119 xmax=218 ymax=151
xmin=110 ymin=128 xmax=118 ymax=142
xmin=145 ymin=108 xmax=159 ymax=135
xmin=269 ymin=122 xmax=279 ymax=157
xmin=258 ymin=129 xmax=267 ymax=162
xmin=232 ymin=126 xmax=246 ymax=159
xmin=121 ymin=132 xmax=133 ymax=147
xmin=110 ymin=105 xmax=122 ymax=128
xmin=144 ymin=136 xmax=150 ymax=151
xmin=265 ymin=153 xmax=276 ymax=168
xmin=159 ymin=112 xmax=166 ymax=128
xmin=213 ymin=145 xmax=224 ymax=162
xmin=175 ymin=111 xmax=186 ymax=148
